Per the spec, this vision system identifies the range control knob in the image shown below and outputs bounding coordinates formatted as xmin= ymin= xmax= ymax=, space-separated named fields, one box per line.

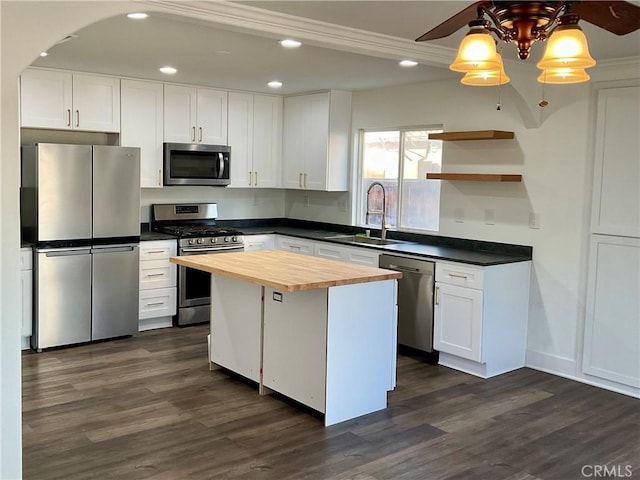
xmin=188 ymin=239 xmax=194 ymax=245
xmin=232 ymin=236 xmax=238 ymax=243
xmin=224 ymin=237 xmax=230 ymax=243
xmin=197 ymin=238 xmax=203 ymax=244
xmin=210 ymin=238 xmax=216 ymax=244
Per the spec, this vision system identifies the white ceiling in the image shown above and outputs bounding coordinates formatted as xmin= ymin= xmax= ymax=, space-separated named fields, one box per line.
xmin=31 ymin=1 xmax=640 ymax=95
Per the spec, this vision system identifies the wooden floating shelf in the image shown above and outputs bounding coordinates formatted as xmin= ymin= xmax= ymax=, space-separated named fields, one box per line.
xmin=429 ymin=130 xmax=515 ymax=141
xmin=426 ymin=173 xmax=522 ymax=182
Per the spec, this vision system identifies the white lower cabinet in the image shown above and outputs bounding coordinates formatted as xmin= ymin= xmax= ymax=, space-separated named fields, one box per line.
xmin=139 ymin=240 xmax=177 ymax=330
xmin=314 ymin=241 xmax=380 ymax=266
xmin=20 ymin=248 xmax=33 ymax=350
xmin=434 ymin=260 xmax=531 ymax=378
xmin=244 ymin=234 xmax=275 ymax=251
xmin=275 ymin=235 xmax=314 ymax=255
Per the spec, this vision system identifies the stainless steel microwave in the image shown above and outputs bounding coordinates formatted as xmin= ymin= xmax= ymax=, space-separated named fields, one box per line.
xmin=163 ymin=143 xmax=231 ymax=186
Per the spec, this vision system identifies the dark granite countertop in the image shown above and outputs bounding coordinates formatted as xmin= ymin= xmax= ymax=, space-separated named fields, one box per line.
xmin=141 ymin=231 xmax=178 ymax=242
xmin=232 ymin=223 xmax=532 ymax=267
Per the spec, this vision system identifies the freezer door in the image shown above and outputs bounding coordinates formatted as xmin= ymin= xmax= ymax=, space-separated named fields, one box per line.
xmin=36 ymin=144 xmax=92 ymax=241
xmin=33 ymin=248 xmax=92 ymax=350
xmin=92 ymin=146 xmax=141 ymax=238
xmin=91 ymin=244 xmax=139 ymax=340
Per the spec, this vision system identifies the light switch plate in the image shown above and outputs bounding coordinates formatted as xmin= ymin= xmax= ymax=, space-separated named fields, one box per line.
xmin=529 ymin=212 xmax=541 ymax=229
xmin=485 ymin=209 xmax=495 ymax=225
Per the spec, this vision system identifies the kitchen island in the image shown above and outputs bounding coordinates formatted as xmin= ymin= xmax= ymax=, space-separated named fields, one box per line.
xmin=171 ymin=250 xmax=401 ymax=426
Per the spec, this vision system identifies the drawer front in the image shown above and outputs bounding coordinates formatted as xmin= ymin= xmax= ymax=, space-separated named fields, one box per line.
xmin=140 ymin=260 xmax=177 ymax=289
xmin=436 ymin=262 xmax=484 ymax=290
xmin=139 ymin=287 xmax=176 ymax=319
xmin=140 ymin=240 xmax=177 ymax=261
xmin=20 ymin=248 xmax=33 ymax=271
xmin=276 ymin=236 xmax=314 ymax=255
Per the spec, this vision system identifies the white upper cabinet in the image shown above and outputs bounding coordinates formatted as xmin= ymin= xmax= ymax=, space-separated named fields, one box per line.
xmin=20 ymin=68 xmax=120 ymax=132
xmin=121 ymin=80 xmax=164 ymax=188
xmin=163 ymin=84 xmax=227 ymax=145
xmin=282 ymin=90 xmax=351 ymax=191
xmin=228 ymin=92 xmax=282 ymax=188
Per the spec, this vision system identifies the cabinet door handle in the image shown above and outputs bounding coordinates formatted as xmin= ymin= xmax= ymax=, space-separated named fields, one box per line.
xmin=303 ymin=173 xmax=307 ymax=189
xmin=146 ymin=273 xmax=165 ymax=277
xmin=75 ymin=110 xmax=79 ymax=127
xmin=199 ymin=127 xmax=203 ymax=142
xmin=254 ymin=171 xmax=258 ymax=186
xmin=158 ymin=169 xmax=162 ymax=186
xmin=191 ymin=126 xmax=196 ymax=142
xmin=435 ymin=286 xmax=440 ymax=305
xmin=146 ymin=302 xmax=165 ymax=307
xmin=144 ymin=250 xmax=165 ymax=254
xmin=66 ymin=109 xmax=71 ymax=127
xmin=448 ymin=273 xmax=469 ymax=280
xmin=298 ymin=173 xmax=303 ymax=188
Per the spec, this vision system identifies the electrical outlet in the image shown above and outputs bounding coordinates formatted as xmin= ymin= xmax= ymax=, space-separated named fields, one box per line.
xmin=485 ymin=209 xmax=495 ymax=225
xmin=529 ymin=212 xmax=541 ymax=229
xmin=454 ymin=208 xmax=464 ymax=223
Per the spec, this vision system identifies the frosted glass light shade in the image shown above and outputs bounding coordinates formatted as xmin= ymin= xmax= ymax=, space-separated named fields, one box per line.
xmin=537 ymin=26 xmax=596 ymax=69
xmin=537 ymin=67 xmax=590 ymax=84
xmin=450 ymin=30 xmax=502 ymax=72
xmin=461 ymin=55 xmax=510 ymax=86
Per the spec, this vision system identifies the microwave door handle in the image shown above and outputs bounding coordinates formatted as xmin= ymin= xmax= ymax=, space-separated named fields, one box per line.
xmin=218 ymin=153 xmax=225 ymax=178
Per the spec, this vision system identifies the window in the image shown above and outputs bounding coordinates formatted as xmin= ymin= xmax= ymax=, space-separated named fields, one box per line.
xmin=359 ymin=127 xmax=442 ymax=232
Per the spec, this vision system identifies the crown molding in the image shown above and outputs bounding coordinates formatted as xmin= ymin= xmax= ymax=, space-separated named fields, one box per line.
xmin=136 ymin=0 xmax=455 ymax=66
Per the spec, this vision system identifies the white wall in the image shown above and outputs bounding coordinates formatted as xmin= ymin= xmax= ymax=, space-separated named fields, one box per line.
xmin=289 ymin=63 xmax=639 ymax=396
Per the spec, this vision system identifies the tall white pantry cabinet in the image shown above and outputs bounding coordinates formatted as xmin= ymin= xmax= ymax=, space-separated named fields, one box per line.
xmin=582 ymin=84 xmax=640 ymax=390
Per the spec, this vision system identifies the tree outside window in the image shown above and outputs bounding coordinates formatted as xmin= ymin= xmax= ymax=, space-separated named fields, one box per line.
xmin=360 ymin=127 xmax=442 ymax=232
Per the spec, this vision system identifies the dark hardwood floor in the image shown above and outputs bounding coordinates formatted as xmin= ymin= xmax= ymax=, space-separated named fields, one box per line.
xmin=22 ymin=325 xmax=639 ymax=480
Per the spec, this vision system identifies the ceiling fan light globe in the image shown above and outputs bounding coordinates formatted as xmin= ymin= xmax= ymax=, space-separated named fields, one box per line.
xmin=537 ymin=26 xmax=596 ymax=69
xmin=449 ymin=31 xmax=502 ymax=72
xmin=537 ymin=67 xmax=590 ymax=84
xmin=461 ymin=67 xmax=510 ymax=86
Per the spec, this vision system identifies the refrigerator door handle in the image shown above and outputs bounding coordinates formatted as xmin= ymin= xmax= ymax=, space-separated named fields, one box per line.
xmin=91 ymin=245 xmax=138 ymax=254
xmin=41 ymin=248 xmax=91 ymax=257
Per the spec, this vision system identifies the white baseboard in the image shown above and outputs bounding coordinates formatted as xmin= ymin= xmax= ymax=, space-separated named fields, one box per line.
xmin=526 ymin=349 xmax=640 ymax=399
xmin=21 ymin=336 xmax=30 ymax=351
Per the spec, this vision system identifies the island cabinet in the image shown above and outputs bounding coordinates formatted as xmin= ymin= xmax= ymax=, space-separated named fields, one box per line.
xmin=20 ymin=68 xmax=120 ymax=132
xmin=434 ymin=260 xmax=531 ymax=378
xmin=163 ymin=84 xmax=228 ymax=145
xmin=281 ymin=90 xmax=351 ymax=191
xmin=171 ymin=250 xmax=401 ymax=426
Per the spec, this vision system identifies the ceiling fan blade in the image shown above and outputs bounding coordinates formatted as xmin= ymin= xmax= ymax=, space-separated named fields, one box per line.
xmin=415 ymin=1 xmax=490 ymax=42
xmin=572 ymin=0 xmax=640 ymax=35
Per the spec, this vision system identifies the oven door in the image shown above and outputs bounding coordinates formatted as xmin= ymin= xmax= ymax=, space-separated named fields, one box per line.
xmin=178 ymin=245 xmax=244 ymax=308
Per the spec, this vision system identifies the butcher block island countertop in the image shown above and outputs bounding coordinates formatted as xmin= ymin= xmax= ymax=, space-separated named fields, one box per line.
xmin=170 ymin=249 xmax=401 ymax=292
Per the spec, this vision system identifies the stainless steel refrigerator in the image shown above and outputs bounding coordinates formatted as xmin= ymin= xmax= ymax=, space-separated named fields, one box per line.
xmin=21 ymin=143 xmax=141 ymax=350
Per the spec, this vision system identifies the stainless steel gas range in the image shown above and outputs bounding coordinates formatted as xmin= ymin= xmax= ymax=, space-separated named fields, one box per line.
xmin=151 ymin=203 xmax=244 ymax=326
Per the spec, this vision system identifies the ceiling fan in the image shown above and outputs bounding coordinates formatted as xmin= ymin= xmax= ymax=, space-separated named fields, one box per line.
xmin=416 ymin=1 xmax=640 ymax=60
xmin=415 ymin=1 xmax=640 ymax=86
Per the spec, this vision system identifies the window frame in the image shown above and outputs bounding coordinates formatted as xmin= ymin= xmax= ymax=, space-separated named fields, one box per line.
xmin=356 ymin=125 xmax=443 ymax=234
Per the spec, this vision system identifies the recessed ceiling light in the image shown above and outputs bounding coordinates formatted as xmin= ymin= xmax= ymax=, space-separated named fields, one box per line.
xmin=127 ymin=13 xmax=148 ymax=20
xmin=39 ymin=52 xmax=48 ymax=57
xmin=159 ymin=66 xmax=177 ymax=75
xmin=399 ymin=60 xmax=418 ymax=67
xmin=267 ymin=80 xmax=283 ymax=89
xmin=279 ymin=39 xmax=302 ymax=48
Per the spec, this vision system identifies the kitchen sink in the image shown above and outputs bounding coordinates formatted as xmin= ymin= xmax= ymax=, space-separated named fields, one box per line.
xmin=325 ymin=235 xmax=402 ymax=246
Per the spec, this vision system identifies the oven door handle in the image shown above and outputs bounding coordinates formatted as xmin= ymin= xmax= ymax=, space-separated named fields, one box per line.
xmin=180 ymin=245 xmax=243 ymax=253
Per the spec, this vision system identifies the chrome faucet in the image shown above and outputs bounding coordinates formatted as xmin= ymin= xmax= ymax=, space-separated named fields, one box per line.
xmin=365 ymin=181 xmax=388 ymax=240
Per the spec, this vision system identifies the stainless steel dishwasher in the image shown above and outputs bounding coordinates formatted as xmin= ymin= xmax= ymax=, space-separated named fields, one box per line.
xmin=379 ymin=254 xmax=436 ymax=357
